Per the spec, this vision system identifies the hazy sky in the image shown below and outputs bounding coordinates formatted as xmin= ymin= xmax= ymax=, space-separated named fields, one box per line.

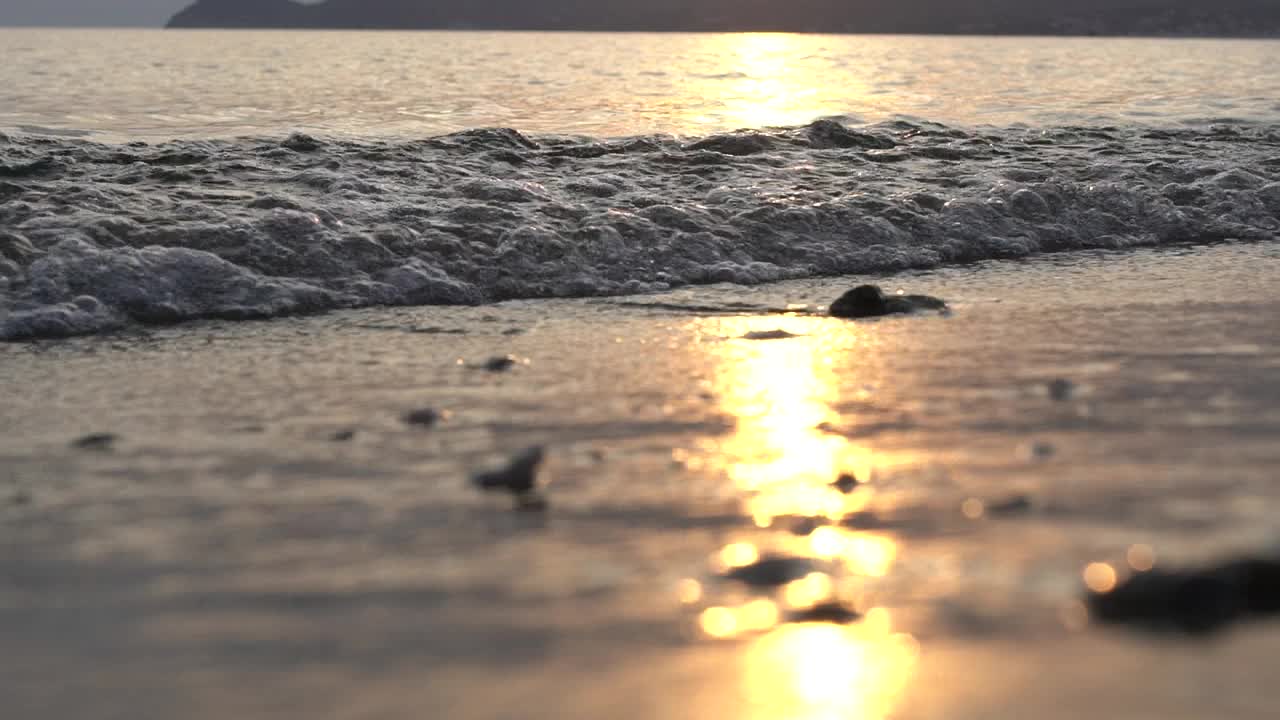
xmin=0 ymin=0 xmax=192 ymax=26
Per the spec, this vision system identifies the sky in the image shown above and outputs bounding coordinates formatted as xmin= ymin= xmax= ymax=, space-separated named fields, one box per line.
xmin=0 ymin=0 xmax=195 ymax=26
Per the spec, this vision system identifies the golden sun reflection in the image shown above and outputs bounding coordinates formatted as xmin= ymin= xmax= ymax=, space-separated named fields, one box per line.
xmin=807 ymin=526 xmax=897 ymax=578
xmin=689 ymin=315 xmax=918 ymax=719
xmin=693 ymin=34 xmax=857 ymax=130
xmin=694 ymin=316 xmax=881 ymax=526
xmin=742 ymin=615 xmax=918 ymax=720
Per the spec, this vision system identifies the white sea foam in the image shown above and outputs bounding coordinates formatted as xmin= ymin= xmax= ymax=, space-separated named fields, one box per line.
xmin=2 ymin=120 xmax=1278 ymax=339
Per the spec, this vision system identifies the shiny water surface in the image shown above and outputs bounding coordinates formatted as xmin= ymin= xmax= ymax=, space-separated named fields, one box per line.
xmin=2 ymin=29 xmax=1279 ymax=139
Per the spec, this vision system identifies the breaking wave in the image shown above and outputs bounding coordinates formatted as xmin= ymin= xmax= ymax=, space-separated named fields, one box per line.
xmin=2 ymin=119 xmax=1278 ymax=339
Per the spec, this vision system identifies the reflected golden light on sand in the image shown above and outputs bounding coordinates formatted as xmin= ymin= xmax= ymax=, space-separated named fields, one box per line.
xmin=807 ymin=527 xmax=897 ymax=578
xmin=701 ymin=606 xmax=740 ymax=638
xmin=690 ymin=34 xmax=861 ymax=131
xmin=720 ymin=542 xmax=761 ymax=569
xmin=700 ymin=599 xmax=782 ymax=639
xmin=742 ymin=614 xmax=918 ymax=720
xmin=784 ymin=572 xmax=834 ymax=610
xmin=741 ymin=598 xmax=783 ymax=633
xmin=697 ymin=316 xmax=876 ymax=524
xmin=693 ymin=314 xmax=905 ymax=577
xmin=686 ymin=314 xmax=919 ymax=718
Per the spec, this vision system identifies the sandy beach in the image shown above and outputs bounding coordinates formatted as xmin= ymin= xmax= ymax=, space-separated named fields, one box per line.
xmin=2 ymin=240 xmax=1278 ymax=718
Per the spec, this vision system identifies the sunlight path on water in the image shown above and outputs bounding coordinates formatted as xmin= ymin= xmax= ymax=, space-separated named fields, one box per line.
xmin=682 ymin=314 xmax=921 ymax=719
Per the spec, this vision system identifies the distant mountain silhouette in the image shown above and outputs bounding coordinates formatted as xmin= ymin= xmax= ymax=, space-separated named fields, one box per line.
xmin=167 ymin=0 xmax=1280 ymax=37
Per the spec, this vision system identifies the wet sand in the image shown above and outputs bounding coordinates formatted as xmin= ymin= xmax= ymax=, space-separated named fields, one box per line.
xmin=2 ymin=241 xmax=1279 ymax=719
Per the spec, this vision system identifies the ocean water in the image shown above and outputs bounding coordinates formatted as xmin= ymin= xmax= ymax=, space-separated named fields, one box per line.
xmin=4 ymin=28 xmax=1280 ymax=720
xmin=1 ymin=29 xmax=1278 ymax=340
xmin=4 ymin=30 xmax=1280 ymax=138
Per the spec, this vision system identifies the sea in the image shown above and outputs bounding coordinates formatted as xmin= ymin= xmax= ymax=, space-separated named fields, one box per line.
xmin=5 ymin=28 xmax=1280 ymax=720
xmin=1 ymin=29 xmax=1278 ymax=339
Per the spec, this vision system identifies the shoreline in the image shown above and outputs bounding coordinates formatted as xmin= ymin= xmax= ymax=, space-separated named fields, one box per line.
xmin=1 ymin=237 xmax=1268 ymax=344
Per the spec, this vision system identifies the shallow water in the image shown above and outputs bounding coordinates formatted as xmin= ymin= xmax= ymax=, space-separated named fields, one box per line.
xmin=2 ymin=243 xmax=1279 ymax=718
xmin=2 ymin=30 xmax=1280 ymax=139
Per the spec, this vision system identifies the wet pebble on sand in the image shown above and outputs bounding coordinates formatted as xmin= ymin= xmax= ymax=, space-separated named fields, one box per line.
xmin=1085 ymin=555 xmax=1280 ymax=634
xmin=828 ymin=285 xmax=948 ymax=319
xmin=403 ymin=408 xmax=447 ymax=427
xmin=831 ymin=472 xmax=861 ymax=494
xmin=472 ymin=446 xmax=548 ymax=510
xmin=724 ymin=555 xmax=815 ymax=588
xmin=71 ymin=433 xmax=118 ymax=451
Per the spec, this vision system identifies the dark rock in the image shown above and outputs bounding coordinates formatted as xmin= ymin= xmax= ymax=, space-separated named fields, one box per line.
xmin=1024 ymin=441 xmax=1055 ymax=460
xmin=330 ymin=429 xmax=356 ymax=442
xmin=790 ymin=516 xmax=827 ymax=536
xmin=483 ymin=355 xmax=519 ymax=372
xmin=742 ymin=329 xmax=801 ymax=340
xmin=724 ymin=555 xmax=814 ymax=588
xmin=10 ymin=490 xmax=32 ymax=506
xmin=828 ymin=285 xmax=947 ymax=319
xmin=788 ymin=601 xmax=862 ymax=624
xmin=1086 ymin=556 xmax=1280 ymax=634
xmin=987 ymin=494 xmax=1036 ymax=516
xmin=403 ymin=408 xmax=444 ymax=427
xmin=832 ymin=473 xmax=860 ymax=494
xmin=472 ymin=446 xmax=546 ymax=496
xmin=72 ymin=433 xmax=117 ymax=451
xmin=1047 ymin=378 xmax=1076 ymax=401
xmin=1225 ymin=558 xmax=1280 ymax=614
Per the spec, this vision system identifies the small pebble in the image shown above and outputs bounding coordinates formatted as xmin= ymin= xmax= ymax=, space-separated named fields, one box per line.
xmin=403 ymin=408 xmax=444 ymax=427
xmin=790 ymin=516 xmax=826 ymax=536
xmin=473 ymin=446 xmax=546 ymax=496
xmin=72 ymin=433 xmax=117 ymax=451
xmin=742 ymin=329 xmax=800 ymax=340
xmin=987 ymin=494 xmax=1036 ymax=516
xmin=1021 ymin=440 xmax=1055 ymax=461
xmin=1086 ymin=556 xmax=1280 ymax=634
xmin=10 ymin=490 xmax=31 ymax=506
xmin=829 ymin=284 xmax=947 ymax=319
xmin=832 ymin=473 xmax=860 ymax=494
xmin=483 ymin=355 xmax=519 ymax=372
xmin=1048 ymin=378 xmax=1076 ymax=401
xmin=788 ymin=601 xmax=862 ymax=625
xmin=330 ymin=429 xmax=357 ymax=442
xmin=724 ymin=555 xmax=814 ymax=588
